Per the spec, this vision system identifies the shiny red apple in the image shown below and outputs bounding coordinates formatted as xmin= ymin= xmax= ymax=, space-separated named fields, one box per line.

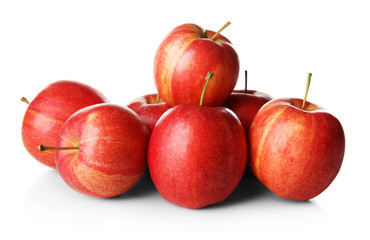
xmin=22 ymin=80 xmax=108 ymax=168
xmin=223 ymin=89 xmax=272 ymax=175
xmin=148 ymin=72 xmax=247 ymax=209
xmin=127 ymin=93 xmax=171 ymax=132
xmin=40 ymin=103 xmax=149 ymax=198
xmin=223 ymin=89 xmax=272 ymax=135
xmin=249 ymin=97 xmax=345 ymax=201
xmin=148 ymin=104 xmax=247 ymax=209
xmin=154 ymin=22 xmax=239 ymax=106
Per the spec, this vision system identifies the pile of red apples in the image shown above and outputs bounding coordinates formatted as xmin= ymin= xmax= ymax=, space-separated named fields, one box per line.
xmin=21 ymin=22 xmax=345 ymax=209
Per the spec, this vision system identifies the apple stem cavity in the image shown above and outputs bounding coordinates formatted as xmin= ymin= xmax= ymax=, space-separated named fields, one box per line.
xmin=38 ymin=144 xmax=79 ymax=152
xmin=199 ymin=72 xmax=214 ymax=106
xmin=244 ymin=70 xmax=248 ymax=93
xmin=302 ymin=72 xmax=312 ymax=110
xmin=21 ymin=97 xmax=30 ymax=104
xmin=211 ymin=21 xmax=231 ymax=41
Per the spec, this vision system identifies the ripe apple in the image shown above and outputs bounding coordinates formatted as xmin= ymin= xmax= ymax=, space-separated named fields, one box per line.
xmin=223 ymin=89 xmax=272 ymax=176
xmin=127 ymin=93 xmax=171 ymax=132
xmin=154 ymin=22 xmax=239 ymax=106
xmin=223 ymin=71 xmax=272 ymax=135
xmin=222 ymin=71 xmax=272 ymax=175
xmin=148 ymin=72 xmax=247 ymax=209
xmin=39 ymin=103 xmax=150 ymax=198
xmin=249 ymin=74 xmax=345 ymax=201
xmin=22 ymin=80 xmax=108 ymax=168
xmin=223 ymin=89 xmax=272 ymax=135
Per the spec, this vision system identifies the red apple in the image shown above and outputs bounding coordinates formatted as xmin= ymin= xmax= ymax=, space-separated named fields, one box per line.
xmin=148 ymin=100 xmax=247 ymax=208
xmin=22 ymin=80 xmax=108 ymax=168
xmin=154 ymin=22 xmax=239 ymax=106
xmin=223 ymin=89 xmax=272 ymax=176
xmin=223 ymin=89 xmax=272 ymax=135
xmin=249 ymin=98 xmax=345 ymax=200
xmin=127 ymin=93 xmax=171 ymax=132
xmin=40 ymin=103 xmax=149 ymax=198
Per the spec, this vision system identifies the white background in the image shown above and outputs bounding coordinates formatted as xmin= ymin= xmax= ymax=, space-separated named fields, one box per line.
xmin=1 ymin=0 xmax=369 ymax=239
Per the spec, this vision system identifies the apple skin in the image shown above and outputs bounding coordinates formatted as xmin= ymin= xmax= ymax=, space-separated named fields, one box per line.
xmin=223 ymin=90 xmax=272 ymax=135
xmin=55 ymin=103 xmax=149 ymax=198
xmin=148 ymin=104 xmax=247 ymax=209
xmin=22 ymin=80 xmax=108 ymax=168
xmin=249 ymin=98 xmax=345 ymax=201
xmin=154 ymin=23 xmax=239 ymax=106
xmin=127 ymin=94 xmax=171 ymax=133
xmin=223 ymin=90 xmax=272 ymax=175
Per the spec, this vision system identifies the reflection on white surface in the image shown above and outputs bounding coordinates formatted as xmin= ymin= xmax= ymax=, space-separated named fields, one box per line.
xmin=23 ymin=169 xmax=161 ymax=217
xmin=23 ymin=168 xmax=327 ymax=228
xmin=20 ymin=160 xmax=332 ymax=240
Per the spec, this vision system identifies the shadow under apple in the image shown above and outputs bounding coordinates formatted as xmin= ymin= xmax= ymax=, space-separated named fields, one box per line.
xmin=204 ymin=174 xmax=320 ymax=210
xmin=204 ymin=174 xmax=273 ymax=209
xmin=24 ymin=167 xmax=324 ymax=213
xmin=112 ymin=169 xmax=157 ymax=200
xmin=24 ymin=168 xmax=157 ymax=203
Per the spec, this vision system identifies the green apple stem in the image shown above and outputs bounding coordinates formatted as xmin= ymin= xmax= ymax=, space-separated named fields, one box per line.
xmin=38 ymin=144 xmax=79 ymax=151
xmin=302 ymin=73 xmax=312 ymax=110
xmin=21 ymin=97 xmax=30 ymax=104
xmin=244 ymin=70 xmax=248 ymax=93
xmin=211 ymin=21 xmax=231 ymax=41
xmin=156 ymin=93 xmax=160 ymax=103
xmin=199 ymin=72 xmax=214 ymax=106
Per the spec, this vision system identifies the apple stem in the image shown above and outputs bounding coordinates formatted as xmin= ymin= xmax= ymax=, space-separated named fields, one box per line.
xmin=199 ymin=72 xmax=214 ymax=106
xmin=244 ymin=70 xmax=248 ymax=93
xmin=156 ymin=93 xmax=160 ymax=103
xmin=38 ymin=144 xmax=79 ymax=151
xmin=302 ymin=73 xmax=312 ymax=110
xmin=211 ymin=21 xmax=231 ymax=41
xmin=21 ymin=97 xmax=30 ymax=104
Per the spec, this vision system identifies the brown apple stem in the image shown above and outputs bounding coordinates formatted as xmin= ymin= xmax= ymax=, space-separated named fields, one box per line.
xmin=38 ymin=144 xmax=79 ymax=151
xmin=199 ymin=72 xmax=214 ymax=106
xmin=302 ymin=73 xmax=312 ymax=110
xmin=244 ymin=70 xmax=248 ymax=93
xmin=211 ymin=21 xmax=231 ymax=41
xmin=21 ymin=97 xmax=30 ymax=104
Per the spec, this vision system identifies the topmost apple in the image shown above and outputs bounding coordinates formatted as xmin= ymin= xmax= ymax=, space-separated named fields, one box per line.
xmin=154 ymin=22 xmax=239 ymax=106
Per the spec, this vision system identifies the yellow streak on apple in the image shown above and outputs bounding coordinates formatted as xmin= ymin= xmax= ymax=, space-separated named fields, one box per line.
xmin=84 ymin=111 xmax=99 ymax=125
xmin=72 ymin=157 xmax=142 ymax=197
xmin=24 ymin=109 xmax=65 ymax=126
xmin=157 ymin=25 xmax=203 ymax=102
xmin=24 ymin=109 xmax=66 ymax=155
xmin=254 ymin=106 xmax=289 ymax=178
xmin=60 ymin=135 xmax=79 ymax=146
